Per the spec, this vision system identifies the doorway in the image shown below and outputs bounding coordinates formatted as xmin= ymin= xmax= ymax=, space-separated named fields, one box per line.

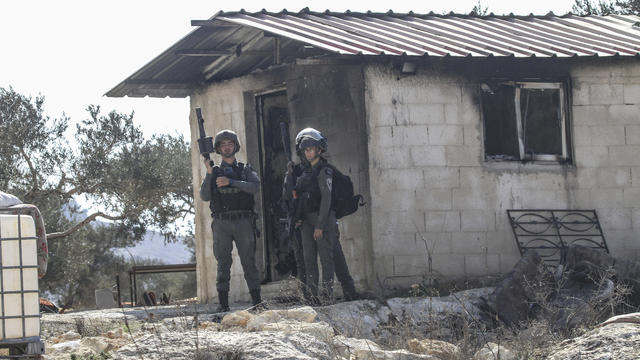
xmin=255 ymin=90 xmax=296 ymax=283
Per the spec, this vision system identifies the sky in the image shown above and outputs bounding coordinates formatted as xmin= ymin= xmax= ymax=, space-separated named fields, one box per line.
xmin=0 ymin=0 xmax=579 ymax=140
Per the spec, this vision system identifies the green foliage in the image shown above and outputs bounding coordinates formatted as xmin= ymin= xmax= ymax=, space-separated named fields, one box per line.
xmin=470 ymin=1 xmax=489 ymax=16
xmin=1 ymin=86 xmax=195 ymax=307
xmin=0 ymin=86 xmax=193 ymax=241
xmin=572 ymin=0 xmax=640 ymax=15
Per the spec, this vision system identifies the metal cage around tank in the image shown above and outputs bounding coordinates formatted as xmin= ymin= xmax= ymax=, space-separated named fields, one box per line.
xmin=0 ymin=207 xmax=44 ymax=358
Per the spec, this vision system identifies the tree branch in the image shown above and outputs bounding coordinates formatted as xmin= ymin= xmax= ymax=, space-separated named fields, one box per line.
xmin=46 ymin=211 xmax=126 ymax=240
xmin=19 ymin=146 xmax=39 ymax=196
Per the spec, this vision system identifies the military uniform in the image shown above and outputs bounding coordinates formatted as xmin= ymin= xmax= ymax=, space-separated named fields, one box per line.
xmin=200 ymin=159 xmax=261 ymax=310
xmin=284 ymin=163 xmax=357 ymax=301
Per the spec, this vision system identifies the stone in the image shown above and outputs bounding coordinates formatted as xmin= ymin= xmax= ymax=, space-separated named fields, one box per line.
xmin=316 ymin=300 xmax=392 ymax=339
xmin=104 ymin=327 xmax=124 ymax=339
xmin=478 ymin=251 xmax=554 ymax=327
xmin=261 ymin=321 xmax=334 ymax=340
xmin=387 ymin=288 xmax=492 ymax=326
xmin=246 ymin=307 xmax=317 ymax=331
xmin=407 ymin=338 xmax=459 ymax=359
xmin=547 ymin=323 xmax=640 ymax=360
xmin=198 ymin=321 xmax=221 ymax=331
xmin=599 ymin=312 xmax=640 ymax=327
xmin=81 ymin=337 xmax=110 ymax=353
xmin=332 ymin=335 xmax=382 ymax=359
xmin=473 ymin=342 xmax=515 ymax=360
xmin=353 ymin=349 xmax=439 ymax=359
xmin=221 ymin=310 xmax=253 ymax=329
xmin=59 ymin=330 xmax=81 ymax=341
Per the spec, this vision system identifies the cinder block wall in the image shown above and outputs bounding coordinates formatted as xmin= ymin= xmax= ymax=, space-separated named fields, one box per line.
xmin=569 ymin=60 xmax=640 ymax=256
xmin=364 ymin=59 xmax=640 ymax=290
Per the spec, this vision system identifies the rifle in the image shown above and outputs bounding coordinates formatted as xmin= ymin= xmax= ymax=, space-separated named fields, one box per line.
xmin=196 ymin=108 xmax=223 ymax=214
xmin=279 ymin=123 xmax=305 ymax=278
xmin=280 ymin=121 xmax=293 ymax=163
xmin=196 ymin=108 xmax=215 ymax=167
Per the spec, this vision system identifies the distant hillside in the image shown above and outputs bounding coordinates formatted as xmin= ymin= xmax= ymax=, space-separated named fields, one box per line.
xmin=62 ymin=201 xmax=192 ymax=264
xmin=114 ymin=231 xmax=192 ymax=264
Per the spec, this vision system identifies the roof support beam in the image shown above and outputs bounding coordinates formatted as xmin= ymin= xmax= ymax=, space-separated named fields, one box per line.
xmin=274 ymin=37 xmax=281 ymax=65
xmin=203 ymin=32 xmax=264 ymax=80
xmin=191 ymin=20 xmax=239 ymax=27
xmin=124 ymin=79 xmax=193 ymax=86
xmin=174 ymin=49 xmax=237 ymax=56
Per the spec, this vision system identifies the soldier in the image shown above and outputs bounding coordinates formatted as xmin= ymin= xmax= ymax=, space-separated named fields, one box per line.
xmin=200 ymin=130 xmax=262 ymax=312
xmin=283 ymin=128 xmax=358 ymax=303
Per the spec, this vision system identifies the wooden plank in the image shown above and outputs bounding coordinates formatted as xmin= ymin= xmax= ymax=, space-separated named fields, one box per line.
xmin=124 ymin=79 xmax=192 ymax=86
xmin=174 ymin=49 xmax=235 ymax=56
xmin=191 ymin=19 xmax=239 ymax=27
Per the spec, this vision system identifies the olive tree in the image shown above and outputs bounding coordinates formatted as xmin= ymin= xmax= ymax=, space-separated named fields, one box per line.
xmin=0 ymin=86 xmax=193 ymax=241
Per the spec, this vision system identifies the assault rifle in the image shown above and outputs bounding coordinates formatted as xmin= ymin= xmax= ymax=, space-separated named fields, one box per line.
xmin=196 ymin=108 xmax=223 ymax=214
xmin=279 ymin=122 xmax=305 ymax=276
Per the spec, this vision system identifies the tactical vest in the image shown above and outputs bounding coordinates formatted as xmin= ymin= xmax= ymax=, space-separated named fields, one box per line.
xmin=210 ymin=162 xmax=255 ymax=216
xmin=294 ymin=161 xmax=326 ymax=214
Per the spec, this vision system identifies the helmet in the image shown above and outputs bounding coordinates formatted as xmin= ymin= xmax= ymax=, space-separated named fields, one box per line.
xmin=214 ymin=130 xmax=241 ymax=154
xmin=295 ymin=128 xmax=327 ymax=154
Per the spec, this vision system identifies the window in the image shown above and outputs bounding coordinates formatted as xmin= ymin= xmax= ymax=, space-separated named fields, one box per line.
xmin=481 ymin=81 xmax=570 ymax=162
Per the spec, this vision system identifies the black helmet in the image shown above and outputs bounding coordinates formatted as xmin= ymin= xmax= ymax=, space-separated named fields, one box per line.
xmin=214 ymin=130 xmax=241 ymax=154
xmin=295 ymin=128 xmax=327 ymax=154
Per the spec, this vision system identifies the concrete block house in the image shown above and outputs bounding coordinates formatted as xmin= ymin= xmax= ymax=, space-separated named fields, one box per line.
xmin=109 ymin=10 xmax=640 ymax=303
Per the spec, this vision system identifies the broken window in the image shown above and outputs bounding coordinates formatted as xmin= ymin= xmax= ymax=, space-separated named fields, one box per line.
xmin=482 ymin=82 xmax=570 ymax=162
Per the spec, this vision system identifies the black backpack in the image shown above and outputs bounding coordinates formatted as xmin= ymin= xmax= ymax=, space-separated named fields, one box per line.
xmin=323 ymin=164 xmax=365 ymax=219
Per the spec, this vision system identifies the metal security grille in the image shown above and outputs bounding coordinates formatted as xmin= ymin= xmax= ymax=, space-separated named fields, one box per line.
xmin=507 ymin=209 xmax=609 ymax=266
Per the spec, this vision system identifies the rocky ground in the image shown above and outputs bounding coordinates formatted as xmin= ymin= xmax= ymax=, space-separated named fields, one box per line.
xmin=38 ymin=288 xmax=640 ymax=360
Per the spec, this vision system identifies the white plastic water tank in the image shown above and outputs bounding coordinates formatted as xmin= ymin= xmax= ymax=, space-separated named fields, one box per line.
xmin=0 ymin=214 xmax=40 ymax=340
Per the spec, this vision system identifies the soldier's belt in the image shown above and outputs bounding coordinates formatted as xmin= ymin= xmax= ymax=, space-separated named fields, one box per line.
xmin=214 ymin=211 xmax=253 ymax=221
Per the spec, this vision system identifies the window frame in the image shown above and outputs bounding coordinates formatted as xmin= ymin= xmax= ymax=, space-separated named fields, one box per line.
xmin=482 ymin=80 xmax=571 ymax=163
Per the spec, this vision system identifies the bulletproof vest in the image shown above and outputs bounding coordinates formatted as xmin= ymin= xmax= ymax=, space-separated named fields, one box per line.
xmin=294 ymin=162 xmax=324 ymax=214
xmin=210 ymin=162 xmax=255 ymax=215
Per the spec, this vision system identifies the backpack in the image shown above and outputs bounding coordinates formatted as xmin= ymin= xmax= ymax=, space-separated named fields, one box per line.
xmin=323 ymin=164 xmax=365 ymax=219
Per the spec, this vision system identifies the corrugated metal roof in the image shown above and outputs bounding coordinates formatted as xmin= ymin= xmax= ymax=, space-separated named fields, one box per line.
xmin=107 ymin=10 xmax=640 ymax=98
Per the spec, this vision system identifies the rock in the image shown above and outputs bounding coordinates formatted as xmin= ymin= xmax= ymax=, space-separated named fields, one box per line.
xmin=246 ymin=310 xmax=284 ymax=331
xmin=104 ymin=327 xmax=124 ymax=339
xmin=612 ymin=257 xmax=640 ymax=305
xmin=564 ymin=244 xmax=614 ymax=282
xmin=51 ymin=339 xmax=81 ymax=350
xmin=281 ymin=306 xmax=317 ymax=322
xmin=114 ymin=329 xmax=335 ymax=359
xmin=332 ymin=335 xmax=382 ymax=359
xmin=221 ymin=310 xmax=253 ymax=328
xmin=407 ymin=338 xmax=459 ymax=359
xmin=387 ymin=288 xmax=492 ymax=326
xmin=599 ymin=312 xmax=640 ymax=327
xmin=261 ymin=320 xmax=334 ymax=340
xmin=247 ymin=306 xmax=318 ymax=331
xmin=57 ymin=331 xmax=81 ymax=342
xmin=81 ymin=337 xmax=110 ymax=353
xmin=316 ymin=300 xmax=392 ymax=339
xmin=198 ymin=321 xmax=221 ymax=331
xmin=547 ymin=322 xmax=640 ymax=360
xmin=478 ymin=251 xmax=554 ymax=327
xmin=353 ymin=349 xmax=439 ymax=359
xmin=473 ymin=342 xmax=515 ymax=360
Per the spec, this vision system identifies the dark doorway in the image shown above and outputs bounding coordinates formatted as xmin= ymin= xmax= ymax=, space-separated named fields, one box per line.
xmin=255 ymin=91 xmax=295 ymax=283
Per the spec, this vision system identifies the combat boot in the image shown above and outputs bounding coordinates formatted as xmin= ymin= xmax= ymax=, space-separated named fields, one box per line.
xmin=342 ymin=284 xmax=361 ymax=301
xmin=216 ymin=291 xmax=230 ymax=313
xmin=250 ymin=288 xmax=266 ymax=311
